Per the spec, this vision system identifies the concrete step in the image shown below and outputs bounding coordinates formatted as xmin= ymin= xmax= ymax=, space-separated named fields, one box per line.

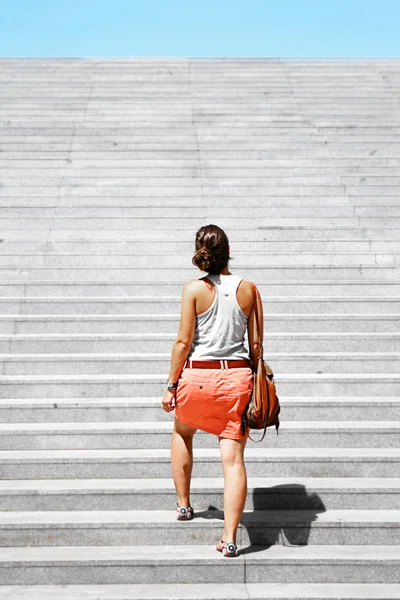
xmin=1 ymin=332 xmax=399 ymax=354
xmin=0 ymin=228 xmax=375 ymax=242
xmin=0 ymin=509 xmax=398 ymax=547
xmin=1 ymin=296 xmax=399 ymax=315
xmin=0 ymin=477 xmax=398 ymax=511
xmin=3 ymin=156 xmax=400 ymax=167
xmin=1 ymin=195 xmax=400 ymax=207
xmin=3 ymin=142 xmax=400 ymax=157
xmin=0 ymin=217 xmax=365 ymax=229
xmin=1 ymin=162 xmax=400 ymax=175
xmin=0 ymin=240 xmax=381 ymax=253
xmin=2 ymin=352 xmax=399 ymax=376
xmin=1 ymin=447 xmax=398 ymax=479
xmin=1 ymin=396 xmax=398 ymax=423
xmin=2 ymin=281 xmax=400 ymax=297
xmin=0 ymin=197 xmax=356 ymax=208
xmin=1 ymin=254 xmax=398 ymax=269
xmin=2 ymin=314 xmax=400 ymax=334
xmin=0 ymin=188 xmax=358 ymax=200
xmin=3 ymin=254 xmax=399 ymax=270
xmin=2 ymin=146 xmax=400 ymax=159
xmin=2 ymin=267 xmax=397 ymax=283
xmin=1 ymin=196 xmax=400 ymax=207
xmin=2 ymin=582 xmax=400 ymax=600
xmin=0 ymin=206 xmax=359 ymax=218
xmin=0 ymin=421 xmax=397 ymax=450
xmin=0 ymin=545 xmax=398 ymax=585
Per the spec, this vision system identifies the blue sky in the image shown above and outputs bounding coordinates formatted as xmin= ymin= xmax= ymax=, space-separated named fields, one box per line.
xmin=0 ymin=0 xmax=399 ymax=57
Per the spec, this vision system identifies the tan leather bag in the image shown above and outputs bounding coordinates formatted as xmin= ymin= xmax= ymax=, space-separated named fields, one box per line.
xmin=242 ymin=283 xmax=280 ymax=442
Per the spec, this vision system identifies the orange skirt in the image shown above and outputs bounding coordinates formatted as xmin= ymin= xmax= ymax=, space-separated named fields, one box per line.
xmin=174 ymin=366 xmax=254 ymax=439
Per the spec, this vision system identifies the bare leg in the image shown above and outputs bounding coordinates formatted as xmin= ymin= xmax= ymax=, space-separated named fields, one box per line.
xmin=218 ymin=436 xmax=247 ymax=543
xmin=171 ymin=417 xmax=197 ymax=506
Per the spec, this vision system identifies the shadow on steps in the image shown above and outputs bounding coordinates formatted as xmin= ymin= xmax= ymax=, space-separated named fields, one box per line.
xmin=195 ymin=483 xmax=326 ymax=555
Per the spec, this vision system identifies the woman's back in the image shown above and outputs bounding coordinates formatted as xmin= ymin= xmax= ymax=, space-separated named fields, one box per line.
xmin=188 ymin=273 xmax=251 ymax=361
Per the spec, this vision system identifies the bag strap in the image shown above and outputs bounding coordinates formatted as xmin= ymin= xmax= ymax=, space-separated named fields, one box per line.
xmin=248 ymin=283 xmax=271 ymax=443
xmin=250 ymin=282 xmax=264 ymax=363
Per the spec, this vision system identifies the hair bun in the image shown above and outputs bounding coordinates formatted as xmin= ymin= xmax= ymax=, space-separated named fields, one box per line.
xmin=192 ymin=247 xmax=215 ymax=272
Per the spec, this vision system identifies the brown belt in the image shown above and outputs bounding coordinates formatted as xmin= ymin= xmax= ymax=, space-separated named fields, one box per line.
xmin=185 ymin=359 xmax=251 ymax=369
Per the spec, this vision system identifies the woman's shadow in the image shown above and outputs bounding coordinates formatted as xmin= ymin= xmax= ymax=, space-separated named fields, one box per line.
xmin=196 ymin=483 xmax=326 ymax=556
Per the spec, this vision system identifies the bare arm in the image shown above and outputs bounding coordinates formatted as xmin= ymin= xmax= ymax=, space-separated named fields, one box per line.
xmin=162 ymin=281 xmax=197 ymax=412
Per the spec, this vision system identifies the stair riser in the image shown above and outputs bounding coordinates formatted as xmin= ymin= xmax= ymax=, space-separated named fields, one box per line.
xmin=1 ymin=490 xmax=398 ymax=511
xmin=2 ymin=282 xmax=400 ymax=296
xmin=4 ymin=267 xmax=397 ymax=282
xmin=1 ymin=300 xmax=398 ymax=314
xmin=3 ymin=339 xmax=400 ymax=354
xmin=2 ymin=195 xmax=398 ymax=206
xmin=0 ymin=241 xmax=388 ymax=254
xmin=0 ymin=523 xmax=397 ymax=547
xmin=1 ymin=459 xmax=395 ymax=479
xmin=2 ymin=319 xmax=399 ymax=334
xmin=0 ymin=176 xmax=400 ymax=188
xmin=0 ymin=229 xmax=376 ymax=243
xmin=2 ymin=404 xmax=398 ymax=423
xmin=3 ymin=358 xmax=399 ymax=375
xmin=1 ymin=380 xmax=399 ymax=397
xmin=1 ymin=583 xmax=399 ymax=600
xmin=2 ymin=204 xmax=400 ymax=217
xmin=0 ymin=561 xmax=397 ymax=585
xmin=3 ymin=255 xmax=398 ymax=269
xmin=2 ymin=143 xmax=400 ymax=157
xmin=0 ymin=218 xmax=377 ymax=230
xmin=0 ymin=206 xmax=361 ymax=218
xmin=0 ymin=431 xmax=397 ymax=451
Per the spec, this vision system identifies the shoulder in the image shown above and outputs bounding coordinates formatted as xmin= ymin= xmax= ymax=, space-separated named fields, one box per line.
xmin=181 ymin=278 xmax=211 ymax=298
xmin=238 ymin=278 xmax=255 ymax=294
xmin=237 ymin=278 xmax=257 ymax=305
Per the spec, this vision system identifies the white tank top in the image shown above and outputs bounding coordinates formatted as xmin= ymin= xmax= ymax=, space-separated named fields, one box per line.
xmin=188 ymin=273 xmax=250 ymax=361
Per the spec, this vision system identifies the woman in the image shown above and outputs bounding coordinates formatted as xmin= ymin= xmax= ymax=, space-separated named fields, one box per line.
xmin=161 ymin=224 xmax=262 ymax=557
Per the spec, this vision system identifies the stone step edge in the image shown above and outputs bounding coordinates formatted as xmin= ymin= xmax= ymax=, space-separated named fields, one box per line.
xmin=1 ymin=396 xmax=399 ymax=407
xmin=1 ymin=476 xmax=398 ymax=493
xmin=0 ymin=544 xmax=399 ymax=563
xmin=1 ymin=582 xmax=400 ymax=600
xmin=0 ymin=421 xmax=397 ymax=433
xmin=2 ymin=352 xmax=400 ymax=359
xmin=1 ymin=373 xmax=400 ymax=383
xmin=2 ymin=314 xmax=400 ymax=321
xmin=1 ymin=447 xmax=399 ymax=460
xmin=0 ymin=282 xmax=400 ymax=290
xmin=3 ymin=252 xmax=400 ymax=257
xmin=2 ymin=333 xmax=400 ymax=341
xmin=2 ymin=280 xmax=399 ymax=285
xmin=1 ymin=295 xmax=399 ymax=300
xmin=0 ymin=508 xmax=398 ymax=526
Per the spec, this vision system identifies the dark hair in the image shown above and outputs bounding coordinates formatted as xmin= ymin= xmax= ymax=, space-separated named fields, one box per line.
xmin=192 ymin=224 xmax=231 ymax=274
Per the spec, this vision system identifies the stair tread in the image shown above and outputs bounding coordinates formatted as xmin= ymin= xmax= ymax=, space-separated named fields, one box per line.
xmin=0 ymin=509 xmax=398 ymax=526
xmin=1 ymin=544 xmax=399 ymax=563
xmin=2 ymin=373 xmax=400 ymax=381
xmin=2 ymin=396 xmax=399 ymax=408
xmin=1 ymin=582 xmax=400 ymax=600
xmin=1 ymin=447 xmax=399 ymax=459
xmin=2 ymin=296 xmax=399 ymax=300
xmin=1 ymin=477 xmax=398 ymax=492
xmin=0 ymin=421 xmax=398 ymax=432
xmin=3 ymin=314 xmax=400 ymax=319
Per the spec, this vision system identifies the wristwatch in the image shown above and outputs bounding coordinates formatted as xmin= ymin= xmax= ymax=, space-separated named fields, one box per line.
xmin=166 ymin=380 xmax=178 ymax=392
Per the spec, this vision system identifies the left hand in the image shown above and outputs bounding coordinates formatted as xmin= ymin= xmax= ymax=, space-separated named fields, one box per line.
xmin=161 ymin=389 xmax=176 ymax=412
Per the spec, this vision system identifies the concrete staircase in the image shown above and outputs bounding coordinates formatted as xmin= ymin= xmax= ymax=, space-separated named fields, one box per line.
xmin=0 ymin=58 xmax=399 ymax=598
